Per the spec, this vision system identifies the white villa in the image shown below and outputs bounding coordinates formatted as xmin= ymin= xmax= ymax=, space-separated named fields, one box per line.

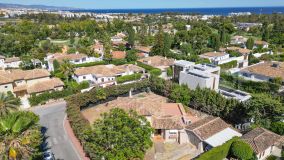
xmin=0 ymin=56 xmax=22 ymax=69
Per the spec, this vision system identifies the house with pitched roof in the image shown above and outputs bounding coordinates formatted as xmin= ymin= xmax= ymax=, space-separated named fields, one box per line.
xmin=45 ymin=52 xmax=102 ymax=71
xmin=199 ymin=51 xmax=230 ymax=65
xmin=238 ymin=61 xmax=284 ymax=85
xmin=73 ymin=64 xmax=145 ymax=87
xmin=242 ymin=128 xmax=283 ymax=160
xmin=185 ymin=116 xmax=242 ymax=153
xmin=82 ymin=92 xmax=203 ymax=144
xmin=0 ymin=69 xmax=64 ymax=97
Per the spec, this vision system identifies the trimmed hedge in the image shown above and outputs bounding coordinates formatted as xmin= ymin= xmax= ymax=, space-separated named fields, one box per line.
xmin=219 ymin=60 xmax=238 ymax=69
xmin=116 ymin=73 xmax=142 ymax=83
xmin=230 ymin=140 xmax=254 ymax=160
xmin=75 ymin=61 xmax=107 ymax=68
xmin=197 ymin=137 xmax=239 ymax=160
xmin=65 ymin=80 xmax=150 ymax=159
xmin=136 ymin=61 xmax=162 ymax=76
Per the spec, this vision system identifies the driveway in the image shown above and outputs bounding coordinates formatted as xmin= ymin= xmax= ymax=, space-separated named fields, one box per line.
xmin=31 ymin=101 xmax=81 ymax=160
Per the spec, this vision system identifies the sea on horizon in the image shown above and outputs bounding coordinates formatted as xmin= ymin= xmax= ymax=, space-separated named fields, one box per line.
xmin=69 ymin=6 xmax=284 ymax=15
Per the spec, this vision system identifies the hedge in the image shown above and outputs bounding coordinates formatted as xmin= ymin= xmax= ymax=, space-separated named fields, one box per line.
xmin=136 ymin=61 xmax=162 ymax=76
xmin=221 ymin=72 xmax=280 ymax=93
xmin=74 ymin=61 xmax=107 ymax=68
xmin=230 ymin=140 xmax=254 ymax=160
xmin=219 ymin=60 xmax=238 ymax=70
xmin=197 ymin=137 xmax=239 ymax=160
xmin=116 ymin=73 xmax=142 ymax=84
xmin=65 ymin=80 xmax=150 ymax=159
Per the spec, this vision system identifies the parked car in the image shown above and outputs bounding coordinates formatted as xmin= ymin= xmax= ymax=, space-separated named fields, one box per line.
xmin=43 ymin=151 xmax=55 ymax=160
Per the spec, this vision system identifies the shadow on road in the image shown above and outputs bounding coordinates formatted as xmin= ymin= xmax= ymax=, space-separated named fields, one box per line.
xmin=41 ymin=126 xmax=51 ymax=152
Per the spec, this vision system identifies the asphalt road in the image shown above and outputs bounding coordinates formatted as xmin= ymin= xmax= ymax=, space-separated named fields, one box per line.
xmin=32 ymin=101 xmax=81 ymax=160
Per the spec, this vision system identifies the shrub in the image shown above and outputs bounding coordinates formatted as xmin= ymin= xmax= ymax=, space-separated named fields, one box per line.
xmin=167 ymin=67 xmax=173 ymax=76
xmin=230 ymin=140 xmax=254 ymax=160
xmin=74 ymin=61 xmax=107 ymax=68
xmin=136 ymin=61 xmax=157 ymax=71
xmin=219 ymin=60 xmax=238 ymax=69
xmin=197 ymin=137 xmax=238 ymax=160
xmin=150 ymin=69 xmax=162 ymax=76
xmin=116 ymin=73 xmax=142 ymax=83
xmin=270 ymin=122 xmax=284 ymax=135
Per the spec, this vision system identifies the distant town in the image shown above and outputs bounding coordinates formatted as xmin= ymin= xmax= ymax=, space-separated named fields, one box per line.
xmin=0 ymin=3 xmax=283 ymax=160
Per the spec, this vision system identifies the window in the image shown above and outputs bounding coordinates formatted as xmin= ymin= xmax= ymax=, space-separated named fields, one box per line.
xmin=101 ymin=78 xmax=104 ymax=82
xmin=83 ymin=76 xmax=86 ymax=79
xmin=4 ymin=86 xmax=8 ymax=88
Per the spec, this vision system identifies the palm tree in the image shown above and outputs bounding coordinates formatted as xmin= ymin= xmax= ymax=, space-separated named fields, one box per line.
xmin=59 ymin=59 xmax=75 ymax=83
xmin=0 ymin=92 xmax=20 ymax=116
xmin=0 ymin=111 xmax=41 ymax=160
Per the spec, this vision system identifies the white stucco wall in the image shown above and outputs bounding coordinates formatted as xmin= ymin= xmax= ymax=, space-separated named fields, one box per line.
xmin=0 ymin=83 xmax=13 ymax=93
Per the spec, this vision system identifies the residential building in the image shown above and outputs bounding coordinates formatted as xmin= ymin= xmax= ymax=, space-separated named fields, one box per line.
xmin=185 ymin=116 xmax=242 ymax=153
xmin=175 ymin=60 xmax=220 ymax=91
xmin=82 ymin=92 xmax=203 ymax=144
xmin=135 ymin=46 xmax=151 ymax=58
xmin=92 ymin=42 xmax=104 ymax=55
xmin=0 ymin=56 xmax=22 ymax=69
xmin=199 ymin=51 xmax=230 ymax=65
xmin=73 ymin=64 xmax=145 ymax=87
xmin=0 ymin=69 xmax=64 ymax=97
xmin=238 ymin=61 xmax=284 ymax=84
xmin=242 ymin=128 xmax=284 ymax=160
xmin=230 ymin=35 xmax=248 ymax=45
xmin=111 ymin=51 xmax=126 ymax=59
xmin=45 ymin=53 xmax=102 ymax=71
xmin=221 ymin=47 xmax=251 ymax=68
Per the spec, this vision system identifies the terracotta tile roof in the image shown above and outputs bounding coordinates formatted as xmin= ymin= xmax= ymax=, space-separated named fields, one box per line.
xmin=152 ymin=116 xmax=184 ymax=130
xmin=242 ymin=128 xmax=282 ymax=154
xmin=135 ymin=46 xmax=152 ymax=53
xmin=13 ymin=85 xmax=27 ymax=92
xmin=226 ymin=47 xmax=252 ymax=55
xmin=5 ymin=57 xmax=21 ymax=63
xmin=27 ymin=78 xmax=64 ymax=94
xmin=138 ymin=56 xmax=174 ymax=68
xmin=242 ymin=61 xmax=284 ymax=80
xmin=49 ymin=53 xmax=87 ymax=63
xmin=200 ymin=52 xmax=227 ymax=58
xmin=0 ymin=55 xmax=5 ymax=59
xmin=75 ymin=64 xmax=144 ymax=77
xmin=111 ymin=51 xmax=126 ymax=59
xmin=186 ymin=116 xmax=230 ymax=140
xmin=82 ymin=92 xmax=195 ymax=130
xmin=0 ymin=69 xmax=50 ymax=84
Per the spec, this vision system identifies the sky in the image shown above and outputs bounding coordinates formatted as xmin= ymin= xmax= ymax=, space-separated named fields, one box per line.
xmin=1 ymin=0 xmax=284 ymax=9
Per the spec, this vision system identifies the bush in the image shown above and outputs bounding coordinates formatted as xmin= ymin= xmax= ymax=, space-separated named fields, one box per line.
xmin=167 ymin=67 xmax=173 ymax=77
xmin=266 ymin=155 xmax=277 ymax=160
xmin=219 ymin=60 xmax=238 ymax=69
xmin=197 ymin=137 xmax=238 ymax=160
xmin=150 ymin=69 xmax=162 ymax=76
xmin=116 ymin=73 xmax=142 ymax=83
xmin=136 ymin=61 xmax=157 ymax=71
xmin=270 ymin=122 xmax=284 ymax=135
xmin=74 ymin=61 xmax=107 ymax=68
xmin=230 ymin=140 xmax=254 ymax=160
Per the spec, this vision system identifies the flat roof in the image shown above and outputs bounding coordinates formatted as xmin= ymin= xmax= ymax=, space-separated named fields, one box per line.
xmin=174 ymin=60 xmax=195 ymax=68
xmin=205 ymin=128 xmax=242 ymax=147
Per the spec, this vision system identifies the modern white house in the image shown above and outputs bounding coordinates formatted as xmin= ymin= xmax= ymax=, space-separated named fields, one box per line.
xmin=238 ymin=61 xmax=284 ymax=84
xmin=0 ymin=56 xmax=22 ymax=69
xmin=254 ymin=40 xmax=269 ymax=49
xmin=45 ymin=52 xmax=102 ymax=71
xmin=175 ymin=60 xmax=220 ymax=91
xmin=199 ymin=51 xmax=230 ymax=65
xmin=73 ymin=64 xmax=145 ymax=87
xmin=242 ymin=128 xmax=283 ymax=160
xmin=230 ymin=35 xmax=248 ymax=45
xmin=218 ymin=47 xmax=251 ymax=68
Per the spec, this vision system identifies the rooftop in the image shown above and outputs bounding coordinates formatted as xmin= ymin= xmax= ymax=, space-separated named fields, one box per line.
xmin=242 ymin=61 xmax=284 ymax=80
xmin=138 ymin=56 xmax=175 ymax=69
xmin=242 ymin=128 xmax=283 ymax=154
xmin=111 ymin=51 xmax=126 ymax=59
xmin=74 ymin=64 xmax=144 ymax=77
xmin=48 ymin=53 xmax=87 ymax=63
xmin=200 ymin=51 xmax=228 ymax=58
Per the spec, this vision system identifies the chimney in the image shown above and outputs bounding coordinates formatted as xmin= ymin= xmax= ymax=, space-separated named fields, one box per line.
xmin=129 ymin=88 xmax=133 ymax=98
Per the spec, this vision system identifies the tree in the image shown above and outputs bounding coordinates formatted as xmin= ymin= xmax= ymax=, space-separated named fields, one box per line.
xmin=86 ymin=108 xmax=153 ymax=160
xmin=59 ymin=60 xmax=75 ymax=82
xmin=127 ymin=24 xmax=135 ymax=47
xmin=0 ymin=111 xmax=42 ymax=159
xmin=246 ymin=38 xmax=254 ymax=50
xmin=270 ymin=122 xmax=284 ymax=135
xmin=126 ymin=50 xmax=138 ymax=62
xmin=262 ymin=22 xmax=270 ymax=41
xmin=0 ymin=92 xmax=20 ymax=116
xmin=245 ymin=94 xmax=284 ymax=126
xmin=209 ymin=34 xmax=221 ymax=51
xmin=53 ymin=59 xmax=61 ymax=73
xmin=169 ymin=84 xmax=191 ymax=106
xmin=230 ymin=140 xmax=254 ymax=160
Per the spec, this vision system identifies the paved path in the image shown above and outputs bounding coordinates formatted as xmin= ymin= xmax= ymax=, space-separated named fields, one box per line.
xmin=31 ymin=101 xmax=81 ymax=160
